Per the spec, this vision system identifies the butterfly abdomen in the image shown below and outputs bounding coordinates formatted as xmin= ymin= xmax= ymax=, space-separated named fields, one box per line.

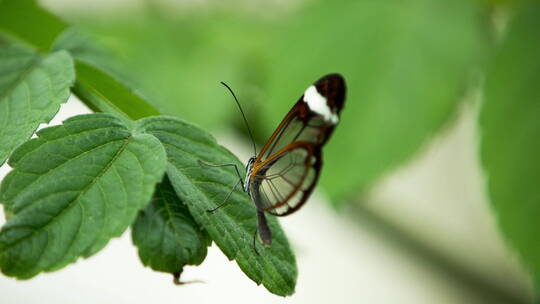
xmin=257 ymin=211 xmax=272 ymax=245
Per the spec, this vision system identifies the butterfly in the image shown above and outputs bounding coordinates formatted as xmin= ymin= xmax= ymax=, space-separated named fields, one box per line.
xmin=200 ymin=73 xmax=346 ymax=248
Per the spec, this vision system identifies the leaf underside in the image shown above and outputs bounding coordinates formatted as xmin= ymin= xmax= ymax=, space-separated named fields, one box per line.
xmin=0 ymin=113 xmax=166 ymax=279
xmin=132 ymin=176 xmax=211 ymax=275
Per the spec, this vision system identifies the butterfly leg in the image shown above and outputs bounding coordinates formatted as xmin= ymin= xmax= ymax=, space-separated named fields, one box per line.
xmin=197 ymin=160 xmax=245 ymax=189
xmin=207 ymin=179 xmax=241 ymax=213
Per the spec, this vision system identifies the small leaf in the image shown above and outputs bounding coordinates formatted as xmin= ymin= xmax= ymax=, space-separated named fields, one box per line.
xmin=480 ymin=2 xmax=540 ymax=285
xmin=138 ymin=116 xmax=297 ymax=296
xmin=0 ymin=113 xmax=167 ymax=279
xmin=132 ymin=176 xmax=210 ymax=276
xmin=0 ymin=45 xmax=74 ymax=166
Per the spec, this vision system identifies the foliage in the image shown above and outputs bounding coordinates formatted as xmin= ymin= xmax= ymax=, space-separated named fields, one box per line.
xmin=0 ymin=0 xmax=539 ymax=298
xmin=0 ymin=0 xmax=295 ymax=296
xmin=68 ymin=0 xmax=489 ymax=203
xmin=0 ymin=45 xmax=73 ymax=166
xmin=132 ymin=176 xmax=211 ymax=276
xmin=480 ymin=0 xmax=540 ymax=286
xmin=139 ymin=116 xmax=296 ymax=294
xmin=0 ymin=114 xmax=166 ymax=278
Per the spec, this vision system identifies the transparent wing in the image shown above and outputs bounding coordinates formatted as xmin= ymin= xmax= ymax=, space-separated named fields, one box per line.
xmin=249 ymin=73 xmax=346 ymax=216
xmin=260 ymin=114 xmax=329 ymax=162
xmin=250 ymin=143 xmax=321 ymax=216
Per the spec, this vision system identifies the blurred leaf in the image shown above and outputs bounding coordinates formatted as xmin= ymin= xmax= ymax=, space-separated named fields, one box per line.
xmin=0 ymin=0 xmax=161 ymax=120
xmin=264 ymin=0 xmax=487 ymax=203
xmin=132 ymin=176 xmax=210 ymax=276
xmin=0 ymin=114 xmax=166 ymax=279
xmin=71 ymin=11 xmax=272 ymax=131
xmin=52 ymin=28 xmax=161 ymax=120
xmin=0 ymin=0 xmax=66 ymax=51
xmin=138 ymin=116 xmax=297 ymax=296
xmin=0 ymin=45 xmax=74 ymax=166
xmin=480 ymin=1 xmax=540 ymax=285
xmin=71 ymin=60 xmax=160 ymax=119
xmin=51 ymin=27 xmax=119 ymax=74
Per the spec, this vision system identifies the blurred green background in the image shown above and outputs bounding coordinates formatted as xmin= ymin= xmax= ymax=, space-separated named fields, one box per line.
xmin=61 ymin=0 xmax=490 ymax=202
xmin=2 ymin=0 xmax=540 ymax=302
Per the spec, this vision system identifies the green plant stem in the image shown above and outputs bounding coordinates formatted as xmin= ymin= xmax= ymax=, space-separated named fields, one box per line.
xmin=71 ymin=61 xmax=160 ymax=120
xmin=0 ymin=0 xmax=160 ymax=121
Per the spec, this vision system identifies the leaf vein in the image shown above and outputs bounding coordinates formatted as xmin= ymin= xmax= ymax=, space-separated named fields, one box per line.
xmin=2 ymin=137 xmax=132 ymax=253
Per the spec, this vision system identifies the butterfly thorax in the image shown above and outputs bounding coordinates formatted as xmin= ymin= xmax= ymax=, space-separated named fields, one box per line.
xmin=244 ymin=156 xmax=256 ymax=193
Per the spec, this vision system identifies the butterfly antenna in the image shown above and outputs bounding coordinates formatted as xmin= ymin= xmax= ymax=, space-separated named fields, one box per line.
xmin=220 ymin=81 xmax=257 ymax=156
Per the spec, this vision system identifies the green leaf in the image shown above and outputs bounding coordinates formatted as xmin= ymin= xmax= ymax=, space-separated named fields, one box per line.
xmin=71 ymin=61 xmax=160 ymax=120
xmin=138 ymin=116 xmax=297 ymax=296
xmin=264 ymin=0 xmax=487 ymax=203
xmin=480 ymin=2 xmax=540 ymax=285
xmin=0 ymin=113 xmax=167 ymax=279
xmin=0 ymin=0 xmax=161 ymax=121
xmin=0 ymin=0 xmax=67 ymax=51
xmin=0 ymin=45 xmax=74 ymax=166
xmin=132 ymin=176 xmax=210 ymax=277
xmin=52 ymin=28 xmax=161 ymax=120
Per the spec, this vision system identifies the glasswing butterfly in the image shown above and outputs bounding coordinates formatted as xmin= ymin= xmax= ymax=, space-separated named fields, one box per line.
xmin=200 ymin=73 xmax=346 ymax=249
